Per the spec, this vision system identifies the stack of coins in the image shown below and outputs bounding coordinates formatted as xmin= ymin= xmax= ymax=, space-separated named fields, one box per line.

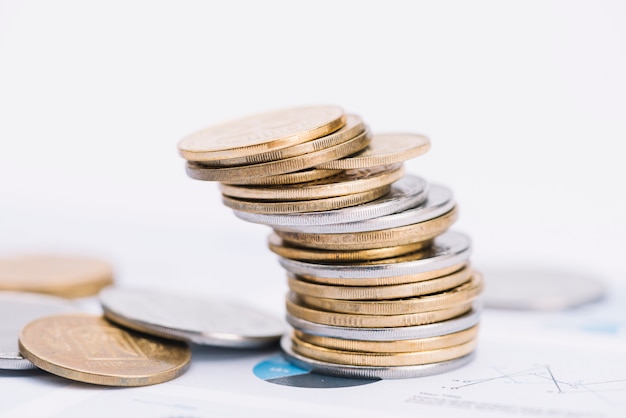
xmin=178 ymin=105 xmax=483 ymax=379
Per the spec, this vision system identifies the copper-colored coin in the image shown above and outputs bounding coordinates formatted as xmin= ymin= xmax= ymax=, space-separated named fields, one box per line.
xmin=276 ymin=207 xmax=458 ymax=250
xmin=0 ymin=254 xmax=114 ymax=298
xmin=223 ymin=168 xmax=342 ymax=186
xmin=219 ymin=164 xmax=404 ymax=201
xmin=18 ymin=314 xmax=191 ymax=386
xmin=316 ymin=133 xmax=431 ymax=169
xmin=178 ymin=105 xmax=345 ymax=162
xmin=294 ymin=325 xmax=479 ymax=353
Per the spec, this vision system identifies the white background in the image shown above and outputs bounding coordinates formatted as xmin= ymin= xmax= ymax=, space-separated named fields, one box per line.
xmin=1 ymin=0 xmax=625 ymax=311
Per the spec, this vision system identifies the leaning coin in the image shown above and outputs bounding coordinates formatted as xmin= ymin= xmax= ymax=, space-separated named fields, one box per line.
xmin=280 ymin=334 xmax=476 ymax=379
xmin=99 ymin=286 xmax=286 ymax=348
xmin=18 ymin=313 xmax=191 ymax=386
xmin=223 ymin=168 xmax=342 ymax=186
xmin=0 ymin=292 xmax=79 ymax=370
xmin=178 ymin=105 xmax=345 ymax=162
xmin=316 ymin=133 xmax=431 ymax=169
xmin=232 ymin=174 xmax=428 ymax=228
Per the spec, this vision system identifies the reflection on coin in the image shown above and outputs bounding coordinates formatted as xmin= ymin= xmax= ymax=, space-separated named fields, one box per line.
xmin=0 ymin=292 xmax=79 ymax=370
xmin=99 ymin=287 xmax=286 ymax=348
xmin=18 ymin=313 xmax=191 ymax=386
xmin=0 ymin=254 xmax=114 ymax=298
xmin=481 ymin=266 xmax=606 ymax=310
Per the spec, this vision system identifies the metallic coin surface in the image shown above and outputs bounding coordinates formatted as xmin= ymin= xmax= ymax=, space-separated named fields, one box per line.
xmin=280 ymin=334 xmax=476 ymax=379
xmin=223 ymin=168 xmax=342 ymax=186
xmin=178 ymin=105 xmax=345 ymax=161
xmin=219 ymin=164 xmax=404 ymax=201
xmin=233 ymin=174 xmax=428 ymax=228
xmin=278 ymin=230 xmax=472 ymax=279
xmin=18 ymin=313 xmax=191 ymax=386
xmin=316 ymin=133 xmax=431 ymax=169
xmin=0 ymin=292 xmax=79 ymax=370
xmin=99 ymin=287 xmax=286 ymax=348
xmin=0 ymin=254 xmax=114 ymax=298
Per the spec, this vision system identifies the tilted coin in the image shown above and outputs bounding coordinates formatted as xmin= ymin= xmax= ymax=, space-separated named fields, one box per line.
xmin=268 ymin=233 xmax=432 ymax=262
xmin=0 ymin=292 xmax=79 ymax=370
xmin=0 ymin=254 xmax=114 ymax=298
xmin=99 ymin=286 xmax=286 ymax=348
xmin=222 ymin=185 xmax=391 ymax=214
xmin=232 ymin=174 xmax=429 ymax=228
xmin=290 ymin=332 xmax=477 ymax=367
xmin=316 ymin=133 xmax=431 ymax=170
xmin=186 ymin=129 xmax=370 ymax=182
xmin=219 ymin=164 xmax=404 ymax=201
xmin=280 ymin=334 xmax=476 ymax=379
xmin=294 ymin=325 xmax=479 ymax=353
xmin=223 ymin=168 xmax=342 ymax=186
xmin=203 ymin=114 xmax=366 ymax=167
xmin=18 ymin=313 xmax=191 ymax=386
xmin=278 ymin=230 xmax=472 ymax=280
xmin=178 ymin=105 xmax=345 ymax=162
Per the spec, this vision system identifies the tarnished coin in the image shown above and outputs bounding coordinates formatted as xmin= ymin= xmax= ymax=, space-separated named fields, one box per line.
xmin=99 ymin=286 xmax=286 ymax=348
xmin=233 ymin=174 xmax=429 ymax=228
xmin=0 ymin=292 xmax=79 ymax=370
xmin=316 ymin=133 xmax=431 ymax=169
xmin=0 ymin=254 xmax=114 ymax=298
xmin=223 ymin=168 xmax=342 ymax=186
xmin=280 ymin=334 xmax=476 ymax=379
xmin=178 ymin=105 xmax=345 ymax=162
xmin=18 ymin=313 xmax=191 ymax=386
xmin=219 ymin=164 xmax=404 ymax=201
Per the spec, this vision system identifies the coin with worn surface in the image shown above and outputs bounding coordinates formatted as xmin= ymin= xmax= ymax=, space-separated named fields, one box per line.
xmin=223 ymin=168 xmax=342 ymax=186
xmin=178 ymin=105 xmax=345 ymax=162
xmin=0 ymin=292 xmax=79 ymax=370
xmin=280 ymin=334 xmax=476 ymax=379
xmin=18 ymin=313 xmax=191 ymax=386
xmin=233 ymin=174 xmax=428 ymax=228
xmin=99 ymin=286 xmax=286 ymax=348
xmin=219 ymin=164 xmax=404 ymax=201
xmin=316 ymin=133 xmax=431 ymax=169
xmin=0 ymin=254 xmax=114 ymax=298
xmin=278 ymin=230 xmax=472 ymax=280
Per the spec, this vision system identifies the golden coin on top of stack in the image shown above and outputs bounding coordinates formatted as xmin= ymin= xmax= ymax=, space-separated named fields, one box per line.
xmin=177 ymin=105 xmax=483 ymax=379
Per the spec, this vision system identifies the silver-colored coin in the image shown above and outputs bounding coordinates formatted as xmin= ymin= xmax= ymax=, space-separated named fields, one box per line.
xmin=0 ymin=291 xmax=79 ymax=370
xmin=278 ymin=230 xmax=472 ymax=280
xmin=280 ymin=334 xmax=476 ymax=379
xmin=481 ymin=266 xmax=606 ymax=311
xmin=286 ymin=303 xmax=482 ymax=341
xmin=232 ymin=175 xmax=429 ymax=228
xmin=274 ymin=183 xmax=454 ymax=234
xmin=99 ymin=286 xmax=287 ymax=348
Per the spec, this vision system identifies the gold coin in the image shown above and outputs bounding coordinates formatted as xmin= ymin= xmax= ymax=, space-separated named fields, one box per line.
xmin=0 ymin=254 xmax=114 ymax=298
xmin=316 ymin=133 xmax=431 ymax=169
xmin=268 ymin=233 xmax=431 ymax=262
xmin=294 ymin=325 xmax=479 ymax=353
xmin=295 ymin=273 xmax=484 ymax=315
xmin=219 ymin=164 xmax=404 ymax=201
xmin=186 ymin=129 xmax=370 ymax=182
xmin=178 ymin=105 xmax=345 ymax=162
xmin=200 ymin=114 xmax=366 ymax=167
xmin=222 ymin=185 xmax=390 ymax=214
xmin=276 ymin=207 xmax=458 ymax=250
xmin=290 ymin=333 xmax=477 ymax=367
xmin=286 ymin=292 xmax=473 ymax=328
xmin=222 ymin=168 xmax=342 ymax=186
xmin=18 ymin=314 xmax=191 ymax=386
xmin=288 ymin=267 xmax=474 ymax=299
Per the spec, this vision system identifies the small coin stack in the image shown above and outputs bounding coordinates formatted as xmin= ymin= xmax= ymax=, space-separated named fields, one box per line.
xmin=178 ymin=105 xmax=484 ymax=379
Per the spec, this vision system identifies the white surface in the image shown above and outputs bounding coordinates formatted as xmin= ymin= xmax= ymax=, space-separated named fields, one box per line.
xmin=1 ymin=1 xmax=626 ymax=417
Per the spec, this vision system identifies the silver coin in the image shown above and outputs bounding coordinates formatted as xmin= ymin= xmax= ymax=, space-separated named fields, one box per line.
xmin=481 ymin=266 xmax=606 ymax=311
xmin=232 ymin=174 xmax=429 ymax=228
xmin=99 ymin=286 xmax=287 ymax=348
xmin=0 ymin=291 xmax=79 ymax=370
xmin=275 ymin=183 xmax=454 ymax=234
xmin=278 ymin=230 xmax=472 ymax=280
xmin=286 ymin=303 xmax=482 ymax=341
xmin=280 ymin=334 xmax=476 ymax=379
